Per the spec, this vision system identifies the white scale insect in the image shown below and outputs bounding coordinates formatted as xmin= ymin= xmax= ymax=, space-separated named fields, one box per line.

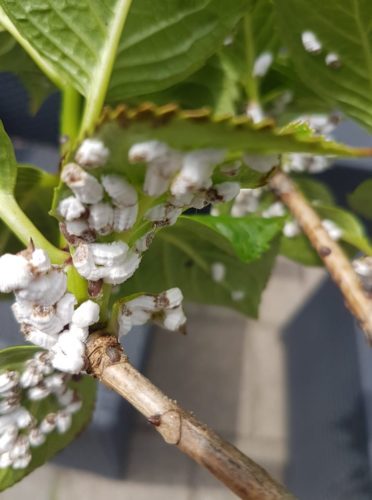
xmin=301 ymin=31 xmax=322 ymax=54
xmin=60 ymin=168 xmax=141 ymax=239
xmin=72 ymin=241 xmax=141 ymax=286
xmin=75 ymin=138 xmax=109 ymax=168
xmin=321 ymin=219 xmax=343 ymax=241
xmin=62 ymin=163 xmax=104 ymax=205
xmin=58 ymin=196 xmax=86 ymax=221
xmin=231 ymin=290 xmax=245 ymax=302
xmin=118 ymin=288 xmax=186 ymax=337
xmin=243 ymin=154 xmax=278 ymax=173
xmin=353 ymin=257 xmax=372 ymax=292
xmin=171 ymin=149 xmax=226 ymax=196
xmin=129 ymin=141 xmax=183 ymax=197
xmin=88 ymin=202 xmax=114 ymax=235
xmin=231 ymin=188 xmax=262 ymax=217
xmin=325 ymin=52 xmax=341 ymax=69
xmin=246 ymin=101 xmax=264 ymax=124
xmin=253 ymin=52 xmax=273 ymax=78
xmin=211 ymin=262 xmax=226 ymax=283
xmin=262 ymin=202 xmax=286 ymax=219
xmin=283 ymin=220 xmax=301 ymax=238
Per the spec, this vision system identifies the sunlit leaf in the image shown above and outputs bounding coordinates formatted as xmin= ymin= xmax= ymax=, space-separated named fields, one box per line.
xmin=0 ymin=0 xmax=250 ymax=110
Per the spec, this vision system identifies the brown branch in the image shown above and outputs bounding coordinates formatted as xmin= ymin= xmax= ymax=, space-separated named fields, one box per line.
xmin=86 ymin=333 xmax=294 ymax=500
xmin=269 ymin=169 xmax=372 ymax=341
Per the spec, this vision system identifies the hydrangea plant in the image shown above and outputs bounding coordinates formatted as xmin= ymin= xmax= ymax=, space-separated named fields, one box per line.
xmin=0 ymin=1 xmax=371 ymax=497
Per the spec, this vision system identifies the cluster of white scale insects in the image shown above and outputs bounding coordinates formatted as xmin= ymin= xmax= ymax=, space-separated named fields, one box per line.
xmin=211 ymin=114 xmax=344 ymax=242
xmin=0 ymin=123 xmax=352 ymax=469
xmin=0 ymin=350 xmax=82 ymax=470
xmin=0 ymin=137 xmax=254 ymax=377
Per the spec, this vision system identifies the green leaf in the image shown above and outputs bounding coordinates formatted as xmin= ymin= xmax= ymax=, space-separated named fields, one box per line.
xmin=91 ymin=104 xmax=370 ymax=186
xmin=0 ymin=165 xmax=59 ymax=256
xmin=315 ymin=203 xmax=372 ymax=255
xmin=0 ymin=31 xmax=54 ymax=113
xmin=348 ymin=179 xmax=372 ymax=220
xmin=266 ymin=59 xmax=333 ymax=120
xmin=187 ymin=214 xmax=284 ymax=262
xmin=55 ymin=104 xmax=370 ymax=222
xmin=107 ymin=0 xmax=250 ymax=102
xmin=216 ymin=162 xmax=272 ymax=188
xmin=120 ymin=216 xmax=281 ymax=317
xmin=294 ymin=175 xmax=335 ymax=205
xmin=0 ymin=0 xmax=130 ymax=93
xmin=128 ymin=1 xmax=283 ymax=117
xmin=0 ymin=346 xmax=96 ymax=492
xmin=274 ymin=0 xmax=372 ymax=130
xmin=0 ymin=0 xmax=134 ymax=133
xmin=281 ymin=202 xmax=372 ymax=266
xmin=0 ymin=0 xmax=249 ymax=132
xmin=127 ymin=54 xmax=242 ymax=116
xmin=280 ymin=233 xmax=322 ymax=266
xmin=0 ymin=121 xmax=17 ymax=194
xmin=221 ymin=0 xmax=280 ymax=101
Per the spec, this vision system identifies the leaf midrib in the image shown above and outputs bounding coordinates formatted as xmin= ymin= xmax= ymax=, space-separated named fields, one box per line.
xmin=79 ymin=0 xmax=133 ymax=135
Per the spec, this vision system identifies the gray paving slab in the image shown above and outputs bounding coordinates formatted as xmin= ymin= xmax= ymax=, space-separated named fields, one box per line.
xmin=142 ymin=304 xmax=247 ymax=437
xmin=55 ymin=430 xmax=192 ymax=500
xmin=0 ymin=465 xmax=59 ymax=500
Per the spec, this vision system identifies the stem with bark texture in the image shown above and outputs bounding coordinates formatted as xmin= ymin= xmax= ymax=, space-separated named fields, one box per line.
xmin=86 ymin=333 xmax=294 ymax=500
xmin=269 ymin=169 xmax=372 ymax=342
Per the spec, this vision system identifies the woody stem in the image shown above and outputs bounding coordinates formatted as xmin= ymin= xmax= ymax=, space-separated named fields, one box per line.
xmin=86 ymin=333 xmax=294 ymax=499
xmin=269 ymin=169 xmax=372 ymax=342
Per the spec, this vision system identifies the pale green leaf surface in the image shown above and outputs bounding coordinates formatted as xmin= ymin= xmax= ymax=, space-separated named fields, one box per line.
xmin=315 ymin=202 xmax=372 ymax=254
xmin=281 ymin=202 xmax=372 ymax=266
xmin=120 ymin=216 xmax=281 ymax=317
xmin=294 ymin=176 xmax=336 ymax=205
xmin=348 ymin=179 xmax=372 ymax=219
xmin=280 ymin=233 xmax=322 ymax=266
xmin=274 ymin=0 xmax=372 ymax=130
xmin=0 ymin=346 xmax=96 ymax=492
